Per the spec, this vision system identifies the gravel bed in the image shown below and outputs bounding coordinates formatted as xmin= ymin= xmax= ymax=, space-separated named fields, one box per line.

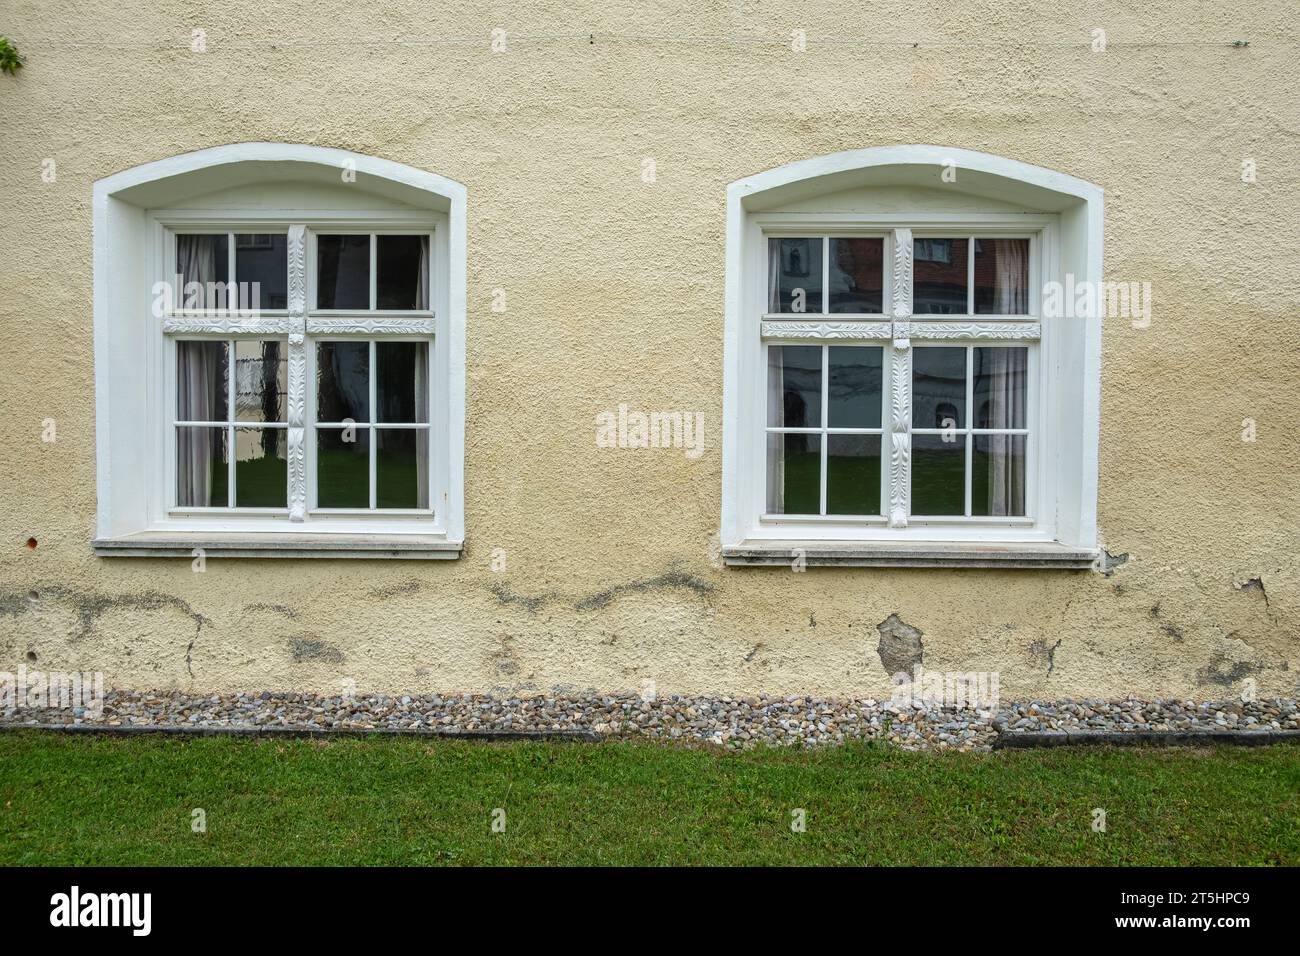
xmin=3 ymin=692 xmax=1297 ymax=751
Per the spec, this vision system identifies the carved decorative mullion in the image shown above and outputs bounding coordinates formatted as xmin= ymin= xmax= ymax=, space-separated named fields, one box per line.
xmin=306 ymin=318 xmax=436 ymax=336
xmin=759 ymin=320 xmax=890 ymax=341
xmin=285 ymin=225 xmax=308 ymax=521
xmin=162 ymin=317 xmax=286 ymax=335
xmin=888 ymin=227 xmax=913 ymax=527
xmin=910 ymin=321 xmax=1040 ymax=341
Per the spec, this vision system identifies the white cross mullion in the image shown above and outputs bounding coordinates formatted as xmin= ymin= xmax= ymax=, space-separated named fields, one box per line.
xmin=889 ymin=227 xmax=913 ymax=528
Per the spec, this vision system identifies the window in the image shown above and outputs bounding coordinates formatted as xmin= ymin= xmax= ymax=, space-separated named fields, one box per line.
xmin=721 ymin=146 xmax=1103 ymax=568
xmin=93 ymin=144 xmax=465 ymax=559
xmin=168 ymin=227 xmax=434 ymax=518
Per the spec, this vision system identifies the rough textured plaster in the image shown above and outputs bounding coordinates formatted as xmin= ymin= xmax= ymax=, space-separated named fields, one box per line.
xmin=0 ymin=1 xmax=1297 ymax=702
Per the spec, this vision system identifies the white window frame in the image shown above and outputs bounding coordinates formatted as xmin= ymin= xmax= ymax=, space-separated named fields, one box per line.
xmin=721 ymin=146 xmax=1104 ymax=568
xmin=93 ymin=144 xmax=465 ymax=559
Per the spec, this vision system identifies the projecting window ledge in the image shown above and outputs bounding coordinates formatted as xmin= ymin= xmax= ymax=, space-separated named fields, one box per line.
xmin=93 ymin=532 xmax=463 ymax=560
xmin=722 ymin=540 xmax=1098 ymax=569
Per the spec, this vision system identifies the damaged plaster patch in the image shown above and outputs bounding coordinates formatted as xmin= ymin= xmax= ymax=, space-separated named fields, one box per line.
xmin=486 ymin=568 xmax=715 ymax=615
xmin=1098 ymin=550 xmax=1129 ymax=575
xmin=369 ymin=580 xmax=423 ymax=599
xmin=289 ymin=637 xmax=345 ymax=664
xmin=1237 ymin=577 xmax=1269 ymax=607
xmin=876 ymin=614 xmax=923 ymax=676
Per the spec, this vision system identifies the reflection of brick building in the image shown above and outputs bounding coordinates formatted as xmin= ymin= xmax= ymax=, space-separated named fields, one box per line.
xmin=913 ymin=238 xmax=1028 ymax=314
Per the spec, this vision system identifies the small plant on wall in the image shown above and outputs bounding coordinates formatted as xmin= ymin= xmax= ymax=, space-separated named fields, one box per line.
xmin=0 ymin=37 xmax=24 ymax=75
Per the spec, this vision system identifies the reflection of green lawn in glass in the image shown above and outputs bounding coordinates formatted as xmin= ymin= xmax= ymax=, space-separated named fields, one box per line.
xmin=235 ymin=453 xmax=288 ymax=508
xmin=970 ymin=448 xmax=1025 ymax=517
xmin=316 ymin=448 xmax=422 ymax=509
xmin=827 ymin=453 xmax=880 ymax=515
xmin=779 ymin=451 xmax=820 ymax=515
xmin=911 ymin=445 xmax=965 ymax=515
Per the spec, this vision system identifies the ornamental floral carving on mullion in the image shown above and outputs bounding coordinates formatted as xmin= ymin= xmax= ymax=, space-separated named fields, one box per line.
xmin=889 ymin=227 xmax=913 ymax=528
xmin=285 ymin=224 xmax=308 ymax=521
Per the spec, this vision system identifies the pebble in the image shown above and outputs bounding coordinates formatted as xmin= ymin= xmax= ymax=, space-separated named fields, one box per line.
xmin=1 ymin=692 xmax=1295 ymax=752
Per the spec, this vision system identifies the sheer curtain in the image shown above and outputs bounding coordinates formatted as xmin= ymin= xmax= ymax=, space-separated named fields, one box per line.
xmin=177 ymin=342 xmax=224 ymax=506
xmin=987 ymin=348 xmax=1027 ymax=515
xmin=417 ymin=236 xmax=430 ymax=310
xmin=177 ymin=234 xmax=215 ymax=309
xmin=415 ymin=346 xmax=429 ymax=509
xmin=767 ymin=240 xmax=780 ymax=313
xmin=994 ymin=239 xmax=1028 ymax=314
xmin=766 ymin=348 xmax=783 ymax=512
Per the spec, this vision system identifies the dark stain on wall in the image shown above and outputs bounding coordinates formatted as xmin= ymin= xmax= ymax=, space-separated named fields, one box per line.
xmin=485 ymin=568 xmax=715 ymax=615
xmin=0 ymin=583 xmax=210 ymax=642
xmin=289 ymin=636 xmax=346 ymax=664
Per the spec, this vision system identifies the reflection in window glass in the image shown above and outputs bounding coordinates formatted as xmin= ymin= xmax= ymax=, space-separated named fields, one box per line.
xmin=826 ymin=434 xmax=881 ymax=515
xmin=827 ymin=346 xmax=882 ymax=428
xmin=911 ymin=434 xmax=965 ymax=515
xmin=376 ymin=342 xmax=428 ymax=423
xmin=912 ymin=347 xmax=966 ymax=429
xmin=376 ymin=235 xmax=429 ymax=310
xmin=376 ymin=429 xmax=428 ymax=509
xmin=766 ymin=433 xmax=820 ymax=514
xmin=316 ymin=234 xmax=370 ymax=309
xmin=176 ymin=426 xmax=228 ymax=507
xmin=234 ymin=340 xmax=287 ymax=423
xmin=177 ymin=340 xmax=229 ymax=421
xmin=913 ymin=238 xmax=968 ymax=314
xmin=175 ymin=235 xmax=229 ymax=309
xmin=316 ymin=342 xmax=370 ymax=422
xmin=767 ymin=238 xmax=823 ymax=313
xmin=767 ymin=345 xmax=822 ymax=428
xmin=973 ymin=347 xmax=1027 ymax=430
xmin=234 ymin=427 xmax=287 ymax=507
xmin=235 ymin=234 xmax=288 ymax=309
xmin=828 ymin=238 xmax=883 ymax=313
xmin=972 ymin=434 xmax=1026 ymax=517
xmin=316 ymin=428 xmax=369 ymax=508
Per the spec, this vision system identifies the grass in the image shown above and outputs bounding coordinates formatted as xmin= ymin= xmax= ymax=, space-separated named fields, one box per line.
xmin=1 ymin=734 xmax=1296 ymax=865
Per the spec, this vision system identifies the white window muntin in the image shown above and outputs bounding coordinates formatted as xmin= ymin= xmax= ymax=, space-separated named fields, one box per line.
xmin=152 ymin=213 xmax=443 ymax=535
xmin=753 ymin=215 xmax=1056 ymax=543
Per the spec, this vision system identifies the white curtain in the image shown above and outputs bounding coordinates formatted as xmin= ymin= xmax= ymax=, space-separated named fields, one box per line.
xmin=177 ymin=342 xmax=224 ymax=506
xmin=767 ymin=240 xmax=780 ymax=313
xmin=987 ymin=348 xmax=1027 ymax=515
xmin=415 ymin=344 xmax=429 ymax=509
xmin=177 ymin=234 xmax=216 ymax=310
xmin=418 ymin=236 xmax=430 ymax=310
xmin=994 ymin=239 xmax=1028 ymax=314
xmin=766 ymin=347 xmax=783 ymax=512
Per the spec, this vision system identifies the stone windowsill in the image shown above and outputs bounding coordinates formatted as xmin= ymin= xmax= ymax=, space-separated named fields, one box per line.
xmin=93 ymin=532 xmax=462 ymax=561
xmin=722 ymin=540 xmax=1098 ymax=569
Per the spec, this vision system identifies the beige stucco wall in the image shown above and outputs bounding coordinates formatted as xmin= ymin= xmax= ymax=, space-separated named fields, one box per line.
xmin=1 ymin=1 xmax=1297 ymax=701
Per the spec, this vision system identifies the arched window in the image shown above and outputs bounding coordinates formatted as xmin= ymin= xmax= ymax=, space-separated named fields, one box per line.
xmin=92 ymin=144 xmax=465 ymax=559
xmin=721 ymin=146 xmax=1102 ymax=568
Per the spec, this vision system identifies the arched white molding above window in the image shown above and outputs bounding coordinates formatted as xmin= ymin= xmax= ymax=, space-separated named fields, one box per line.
xmin=720 ymin=146 xmax=1103 ymax=568
xmin=93 ymin=143 xmax=466 ymax=559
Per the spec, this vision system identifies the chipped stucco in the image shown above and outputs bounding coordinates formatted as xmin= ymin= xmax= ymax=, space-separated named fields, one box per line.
xmin=0 ymin=1 xmax=1297 ymax=702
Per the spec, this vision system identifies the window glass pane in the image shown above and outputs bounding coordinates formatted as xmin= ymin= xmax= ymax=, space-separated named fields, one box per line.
xmin=376 ymin=341 xmax=429 ymax=423
xmin=234 ymin=427 xmax=287 ymax=507
xmin=177 ymin=340 xmax=228 ymax=421
xmin=973 ymin=238 xmax=1029 ymax=314
xmin=912 ymin=238 xmax=968 ymax=314
xmin=234 ymin=340 xmax=287 ymax=423
xmin=767 ymin=237 xmax=823 ymax=313
xmin=826 ymin=434 xmax=881 ymax=515
xmin=829 ymin=237 xmax=883 ymax=313
xmin=912 ymin=347 xmax=966 ymax=429
xmin=376 ymin=429 xmax=428 ymax=509
xmin=767 ymin=345 xmax=822 ymax=428
xmin=176 ymin=426 xmax=228 ymax=507
xmin=316 ymin=342 xmax=370 ymax=422
xmin=175 ymin=234 xmax=229 ymax=307
xmin=235 ymin=234 xmax=288 ymax=310
xmin=765 ymin=433 xmax=821 ymax=515
xmin=376 ymin=235 xmax=429 ymax=310
xmin=973 ymin=347 xmax=1027 ymax=429
xmin=911 ymin=434 xmax=965 ymax=516
xmin=827 ymin=346 xmax=882 ymax=428
xmin=972 ymin=434 xmax=1026 ymax=517
xmin=316 ymin=234 xmax=370 ymax=309
xmin=316 ymin=428 xmax=370 ymax=508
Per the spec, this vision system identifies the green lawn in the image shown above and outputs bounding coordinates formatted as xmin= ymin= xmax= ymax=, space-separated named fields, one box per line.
xmin=1 ymin=734 xmax=1295 ymax=866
